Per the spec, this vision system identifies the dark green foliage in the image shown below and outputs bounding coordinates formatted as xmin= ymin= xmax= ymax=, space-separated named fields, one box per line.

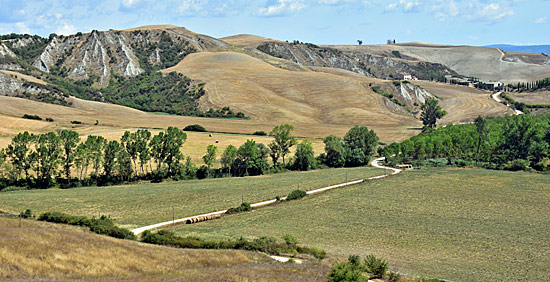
xmin=388 ymin=272 xmax=401 ymax=282
xmin=385 ymin=114 xmax=550 ymax=171
xmin=364 ymin=254 xmax=388 ymax=278
xmin=19 ymin=209 xmax=34 ymax=218
xmin=371 ymin=86 xmax=394 ymax=99
xmin=282 ymin=233 xmax=299 ymax=245
xmin=3 ymin=35 xmax=48 ymax=61
xmin=421 ymin=98 xmax=447 ymax=130
xmin=392 ymin=50 xmax=402 ymax=58
xmin=270 ymin=124 xmax=297 ymax=165
xmin=293 ymin=140 xmax=315 ymax=171
xmin=45 ymin=117 xmax=54 ymax=122
xmin=343 ymin=126 xmax=379 ymax=167
xmin=220 ymin=145 xmax=237 ymax=174
xmin=183 ymin=124 xmax=207 ymax=132
xmin=286 ymin=189 xmax=307 ymax=201
xmin=231 ymin=140 xmax=269 ymax=176
xmin=141 ymin=230 xmax=325 ymax=259
xmin=252 ymin=131 xmax=267 ymax=136
xmin=131 ymin=30 xmax=196 ymax=71
xmin=70 ymin=120 xmax=82 ymax=124
xmin=328 ymin=255 xmax=368 ymax=282
xmin=22 ymin=114 xmax=42 ymax=120
xmin=38 ymin=212 xmax=136 ymax=240
xmin=225 ymin=202 xmax=252 ymax=214
xmin=322 ymin=135 xmax=346 ymax=167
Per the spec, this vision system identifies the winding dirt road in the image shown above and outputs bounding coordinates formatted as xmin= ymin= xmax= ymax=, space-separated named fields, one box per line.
xmin=131 ymin=157 xmax=402 ymax=235
xmin=492 ymin=91 xmax=524 ymax=115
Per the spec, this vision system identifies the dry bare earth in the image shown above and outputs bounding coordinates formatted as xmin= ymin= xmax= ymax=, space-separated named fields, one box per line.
xmin=164 ymin=51 xmax=421 ymax=142
xmin=0 ymin=216 xmax=329 ymax=281
xmin=413 ymin=81 xmax=513 ymax=124
xmin=332 ymin=43 xmax=550 ymax=84
xmin=510 ymin=91 xmax=550 ymax=105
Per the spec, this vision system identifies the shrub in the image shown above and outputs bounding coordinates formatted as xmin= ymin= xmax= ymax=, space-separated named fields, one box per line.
xmin=297 ymin=246 xmax=327 ymax=259
xmin=38 ymin=212 xmax=136 ymax=240
xmin=328 ymin=255 xmax=368 ymax=282
xmin=1 ymin=186 xmax=28 ymax=192
xmin=183 ymin=124 xmax=206 ymax=132
xmin=225 ymin=202 xmax=252 ymax=214
xmin=364 ymin=254 xmax=388 ymax=278
xmin=506 ymin=159 xmax=530 ymax=171
xmin=71 ymin=120 xmax=82 ymax=124
xmin=282 ymin=234 xmax=299 ymax=245
xmin=252 ymin=131 xmax=267 ymax=136
xmin=286 ymin=189 xmax=307 ymax=201
xmin=388 ymin=272 xmax=402 ymax=282
xmin=22 ymin=114 xmax=42 ymax=120
xmin=19 ymin=209 xmax=34 ymax=218
xmin=45 ymin=117 xmax=54 ymax=122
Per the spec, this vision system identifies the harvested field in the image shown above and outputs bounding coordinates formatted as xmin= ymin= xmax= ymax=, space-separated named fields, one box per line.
xmin=0 ymin=216 xmax=329 ymax=280
xmin=0 ymin=70 xmax=48 ymax=85
xmin=509 ymin=91 xmax=550 ymax=105
xmin=164 ymin=51 xmax=421 ymax=142
xmin=171 ymin=167 xmax=550 ymax=282
xmin=0 ymin=166 xmax=385 ymax=229
xmin=413 ymin=81 xmax=513 ymax=124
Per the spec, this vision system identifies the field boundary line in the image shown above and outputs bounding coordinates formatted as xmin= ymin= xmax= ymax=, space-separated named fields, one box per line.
xmin=131 ymin=157 xmax=402 ymax=235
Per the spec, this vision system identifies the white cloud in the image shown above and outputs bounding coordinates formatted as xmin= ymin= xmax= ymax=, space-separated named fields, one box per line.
xmin=56 ymin=22 xmax=77 ymax=35
xmin=535 ymin=16 xmax=547 ymax=24
xmin=121 ymin=0 xmax=139 ymax=8
xmin=386 ymin=0 xmax=420 ymax=12
xmin=258 ymin=0 xmax=307 ymax=16
xmin=15 ymin=22 xmax=31 ymax=34
xmin=179 ymin=0 xmax=208 ymax=14
xmin=477 ymin=3 xmax=514 ymax=22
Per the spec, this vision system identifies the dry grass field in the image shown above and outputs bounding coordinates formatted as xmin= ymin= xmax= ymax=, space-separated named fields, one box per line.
xmin=164 ymin=51 xmax=421 ymax=142
xmin=171 ymin=167 xmax=550 ymax=282
xmin=0 ymin=70 xmax=48 ymax=85
xmin=510 ymin=91 xmax=550 ymax=105
xmin=333 ymin=43 xmax=550 ymax=84
xmin=0 ymin=216 xmax=330 ymax=281
xmin=413 ymin=81 xmax=513 ymax=124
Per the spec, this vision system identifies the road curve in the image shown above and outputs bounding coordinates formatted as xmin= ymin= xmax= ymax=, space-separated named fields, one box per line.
xmin=131 ymin=157 xmax=402 ymax=235
xmin=492 ymin=91 xmax=524 ymax=115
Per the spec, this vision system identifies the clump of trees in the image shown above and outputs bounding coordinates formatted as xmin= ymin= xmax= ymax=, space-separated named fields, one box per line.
xmin=383 ymin=114 xmax=550 ymax=172
xmin=0 ymin=123 xmax=381 ymax=190
xmin=0 ymin=127 xmax=193 ymax=189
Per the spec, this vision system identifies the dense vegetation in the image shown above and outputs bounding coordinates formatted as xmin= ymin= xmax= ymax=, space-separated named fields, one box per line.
xmin=141 ymin=229 xmax=326 ymax=259
xmin=507 ymin=77 xmax=550 ymax=92
xmin=38 ymin=212 xmax=136 ymax=240
xmin=383 ymin=114 xmax=550 ymax=171
xmin=0 ymin=124 xmax=379 ymax=190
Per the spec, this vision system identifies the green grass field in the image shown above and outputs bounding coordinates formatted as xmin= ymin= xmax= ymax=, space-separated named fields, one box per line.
xmin=0 ymin=167 xmax=385 ymax=229
xmin=169 ymin=167 xmax=550 ymax=282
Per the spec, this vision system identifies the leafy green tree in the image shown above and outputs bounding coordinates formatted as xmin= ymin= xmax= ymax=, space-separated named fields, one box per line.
xmin=30 ymin=132 xmax=61 ymax=187
xmin=268 ymin=141 xmax=281 ymax=167
xmin=121 ymin=131 xmax=139 ymax=175
xmin=59 ymin=130 xmax=80 ymax=184
xmin=474 ymin=115 xmax=488 ymax=165
xmin=232 ymin=140 xmax=268 ymax=176
xmin=364 ymin=254 xmax=388 ymax=279
xmin=103 ymin=140 xmax=121 ymax=178
xmin=270 ymin=124 xmax=297 ymax=165
xmin=117 ymin=148 xmax=133 ymax=181
xmin=421 ymin=98 xmax=447 ymax=130
xmin=135 ymin=129 xmax=152 ymax=175
xmin=150 ymin=127 xmax=187 ymax=177
xmin=85 ymin=135 xmax=107 ymax=177
xmin=74 ymin=142 xmax=90 ymax=180
xmin=220 ymin=145 xmax=237 ymax=174
xmin=293 ymin=140 xmax=315 ymax=171
xmin=323 ymin=135 xmax=346 ymax=168
xmin=202 ymin=144 xmax=217 ymax=178
xmin=499 ymin=115 xmax=548 ymax=165
xmin=343 ymin=126 xmax=379 ymax=167
xmin=5 ymin=132 xmax=35 ymax=180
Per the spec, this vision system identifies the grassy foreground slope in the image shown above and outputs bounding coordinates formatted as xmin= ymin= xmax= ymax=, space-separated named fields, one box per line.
xmin=0 ymin=167 xmax=384 ymax=229
xmin=171 ymin=167 xmax=550 ymax=282
xmin=0 ymin=216 xmax=329 ymax=281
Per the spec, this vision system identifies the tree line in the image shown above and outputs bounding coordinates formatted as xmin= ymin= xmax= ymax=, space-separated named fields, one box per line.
xmin=383 ymin=114 xmax=550 ymax=171
xmin=0 ymin=124 xmax=380 ymax=190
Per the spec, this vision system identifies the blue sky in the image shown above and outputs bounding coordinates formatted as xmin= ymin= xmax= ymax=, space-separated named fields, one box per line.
xmin=0 ymin=0 xmax=548 ymax=46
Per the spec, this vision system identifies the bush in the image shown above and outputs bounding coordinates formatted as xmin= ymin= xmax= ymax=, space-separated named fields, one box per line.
xmin=38 ymin=212 xmax=136 ymax=240
xmin=252 ymin=131 xmax=267 ymax=136
xmin=19 ymin=209 xmax=34 ymax=218
xmin=328 ymin=255 xmax=368 ymax=282
xmin=45 ymin=117 xmax=54 ymax=122
xmin=183 ymin=124 xmax=206 ymax=132
xmin=1 ymin=186 xmax=28 ymax=192
xmin=388 ymin=272 xmax=402 ymax=282
xmin=506 ymin=159 xmax=531 ymax=171
xmin=225 ymin=202 xmax=252 ymax=214
xmin=364 ymin=254 xmax=388 ymax=278
xmin=196 ymin=165 xmax=208 ymax=179
xmin=286 ymin=189 xmax=307 ymax=201
xmin=282 ymin=233 xmax=299 ymax=245
xmin=22 ymin=114 xmax=42 ymax=120
xmin=71 ymin=120 xmax=82 ymax=124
